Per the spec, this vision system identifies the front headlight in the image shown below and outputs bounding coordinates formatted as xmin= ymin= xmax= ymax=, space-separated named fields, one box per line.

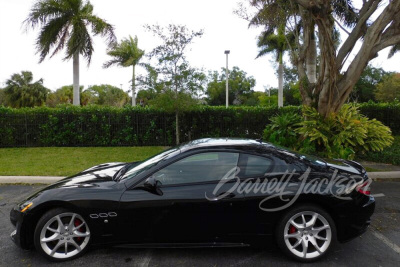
xmin=19 ymin=202 xmax=33 ymax=213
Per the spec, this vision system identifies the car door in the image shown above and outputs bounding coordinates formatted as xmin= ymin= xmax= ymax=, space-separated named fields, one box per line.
xmin=118 ymin=151 xmax=246 ymax=244
xmin=237 ymin=153 xmax=306 ymax=238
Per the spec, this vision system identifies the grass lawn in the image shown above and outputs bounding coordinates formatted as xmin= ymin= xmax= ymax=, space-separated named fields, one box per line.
xmin=0 ymin=147 xmax=166 ymax=176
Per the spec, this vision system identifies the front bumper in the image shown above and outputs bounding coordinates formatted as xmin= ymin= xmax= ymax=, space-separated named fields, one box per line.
xmin=10 ymin=207 xmax=31 ymax=250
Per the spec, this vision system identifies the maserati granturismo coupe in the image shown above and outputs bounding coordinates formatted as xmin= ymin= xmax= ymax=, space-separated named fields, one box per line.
xmin=10 ymin=138 xmax=375 ymax=262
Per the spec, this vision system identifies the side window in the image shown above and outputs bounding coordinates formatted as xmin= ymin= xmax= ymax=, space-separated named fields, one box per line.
xmin=240 ymin=154 xmax=273 ymax=177
xmin=153 ymin=152 xmax=239 ymax=185
xmin=272 ymin=157 xmax=308 ymax=173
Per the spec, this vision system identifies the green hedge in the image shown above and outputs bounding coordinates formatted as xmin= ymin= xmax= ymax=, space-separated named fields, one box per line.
xmin=0 ymin=103 xmax=398 ymax=147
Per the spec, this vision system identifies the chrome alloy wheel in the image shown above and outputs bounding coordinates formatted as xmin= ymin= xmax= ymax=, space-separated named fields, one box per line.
xmin=283 ymin=211 xmax=332 ymax=259
xmin=39 ymin=213 xmax=90 ymax=259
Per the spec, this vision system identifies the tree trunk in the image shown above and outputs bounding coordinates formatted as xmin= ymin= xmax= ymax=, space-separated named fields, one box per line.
xmin=306 ymin=33 xmax=317 ymax=84
xmin=132 ymin=65 xmax=136 ymax=106
xmin=293 ymin=0 xmax=400 ymax=117
xmin=278 ymin=54 xmax=283 ymax=107
xmin=73 ymin=52 xmax=80 ymax=106
xmin=175 ymin=112 xmax=180 ymax=145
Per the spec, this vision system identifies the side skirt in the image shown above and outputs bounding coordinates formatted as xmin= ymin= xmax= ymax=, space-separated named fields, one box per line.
xmin=114 ymin=242 xmax=250 ymax=249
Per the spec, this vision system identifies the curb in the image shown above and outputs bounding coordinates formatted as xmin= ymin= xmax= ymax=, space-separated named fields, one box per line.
xmin=0 ymin=171 xmax=400 ymax=185
xmin=0 ymin=176 xmax=65 ymax=184
xmin=368 ymin=172 xmax=400 ymax=179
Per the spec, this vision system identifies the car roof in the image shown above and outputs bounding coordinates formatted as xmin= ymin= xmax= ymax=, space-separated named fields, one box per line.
xmin=178 ymin=138 xmax=275 ymax=152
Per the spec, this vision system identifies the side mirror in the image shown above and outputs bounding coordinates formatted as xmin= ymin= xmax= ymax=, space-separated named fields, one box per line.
xmin=143 ymin=176 xmax=163 ymax=195
xmin=144 ymin=176 xmax=157 ymax=188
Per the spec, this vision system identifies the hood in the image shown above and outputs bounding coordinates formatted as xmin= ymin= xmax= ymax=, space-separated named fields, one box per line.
xmin=325 ymin=159 xmax=366 ymax=175
xmin=44 ymin=162 xmax=129 ymax=191
xmin=80 ymin=162 xmax=126 ymax=173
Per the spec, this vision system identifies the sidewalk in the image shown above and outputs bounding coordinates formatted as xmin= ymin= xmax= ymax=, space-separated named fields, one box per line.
xmin=0 ymin=172 xmax=400 ymax=184
xmin=0 ymin=176 xmax=65 ymax=184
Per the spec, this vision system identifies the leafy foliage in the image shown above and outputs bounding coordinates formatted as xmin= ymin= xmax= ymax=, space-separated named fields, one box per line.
xmin=206 ymin=66 xmax=256 ymax=105
xmin=142 ymin=24 xmax=206 ymax=144
xmin=0 ymin=89 xmax=7 ymax=106
xmin=87 ymin=85 xmax=129 ymax=107
xmin=0 ymin=104 xmax=399 ymax=149
xmin=4 ymin=71 xmax=48 ymax=108
xmin=46 ymin=85 xmax=93 ymax=107
xmin=297 ymin=104 xmax=393 ymax=159
xmin=103 ymin=35 xmax=144 ymax=106
xmin=359 ymin=136 xmax=400 ymax=166
xmin=263 ymin=112 xmax=302 ymax=149
xmin=24 ymin=0 xmax=116 ymax=64
xmin=375 ymin=73 xmax=400 ymax=102
xmin=349 ymin=65 xmax=391 ymax=102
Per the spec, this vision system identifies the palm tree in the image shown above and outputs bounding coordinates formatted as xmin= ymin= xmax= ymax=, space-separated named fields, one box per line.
xmin=256 ymin=26 xmax=288 ymax=107
xmin=4 ymin=71 xmax=48 ymax=108
xmin=24 ymin=0 xmax=116 ymax=106
xmin=103 ymin=35 xmax=144 ymax=106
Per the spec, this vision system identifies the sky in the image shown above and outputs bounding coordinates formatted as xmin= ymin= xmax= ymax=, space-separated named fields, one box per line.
xmin=0 ymin=0 xmax=399 ymax=93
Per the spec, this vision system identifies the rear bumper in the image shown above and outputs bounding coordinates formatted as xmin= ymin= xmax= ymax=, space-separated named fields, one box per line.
xmin=336 ymin=195 xmax=375 ymax=242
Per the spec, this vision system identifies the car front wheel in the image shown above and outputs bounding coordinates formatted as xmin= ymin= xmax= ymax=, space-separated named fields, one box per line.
xmin=34 ymin=208 xmax=91 ymax=261
xmin=276 ymin=204 xmax=336 ymax=262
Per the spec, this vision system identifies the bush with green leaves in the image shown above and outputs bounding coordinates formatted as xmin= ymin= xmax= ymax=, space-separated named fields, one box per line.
xmin=0 ymin=103 xmax=397 ymax=150
xmin=262 ymin=112 xmax=302 ymax=149
xmin=359 ymin=136 xmax=400 ymax=166
xmin=296 ymin=104 xmax=393 ymax=159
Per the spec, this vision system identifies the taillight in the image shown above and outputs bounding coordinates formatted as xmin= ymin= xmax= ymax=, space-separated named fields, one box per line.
xmin=356 ymin=180 xmax=371 ymax=195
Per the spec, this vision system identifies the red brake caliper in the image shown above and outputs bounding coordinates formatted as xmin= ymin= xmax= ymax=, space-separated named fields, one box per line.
xmin=74 ymin=218 xmax=83 ymax=242
xmin=289 ymin=225 xmax=297 ymax=234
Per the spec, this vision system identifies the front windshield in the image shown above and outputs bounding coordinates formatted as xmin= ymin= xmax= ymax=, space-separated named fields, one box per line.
xmin=120 ymin=147 xmax=180 ymax=180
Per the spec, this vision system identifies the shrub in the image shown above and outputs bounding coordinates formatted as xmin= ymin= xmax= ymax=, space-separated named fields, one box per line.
xmin=262 ymin=112 xmax=302 ymax=149
xmin=296 ymin=104 xmax=393 ymax=159
xmin=358 ymin=136 xmax=400 ymax=165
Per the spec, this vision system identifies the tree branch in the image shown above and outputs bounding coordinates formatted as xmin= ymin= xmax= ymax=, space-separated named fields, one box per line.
xmin=333 ymin=17 xmax=350 ymax=35
xmin=338 ymin=0 xmax=400 ymax=103
xmin=336 ymin=0 xmax=381 ymax=69
xmin=292 ymin=0 xmax=321 ymax=9
xmin=370 ymin=34 xmax=400 ymax=56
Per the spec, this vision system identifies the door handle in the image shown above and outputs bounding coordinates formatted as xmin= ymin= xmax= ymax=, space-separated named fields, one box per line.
xmin=217 ymin=192 xmax=236 ymax=199
xmin=206 ymin=192 xmax=236 ymax=201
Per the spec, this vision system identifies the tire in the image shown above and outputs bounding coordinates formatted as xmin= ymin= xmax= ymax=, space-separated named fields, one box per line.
xmin=34 ymin=208 xmax=91 ymax=262
xmin=276 ymin=204 xmax=336 ymax=262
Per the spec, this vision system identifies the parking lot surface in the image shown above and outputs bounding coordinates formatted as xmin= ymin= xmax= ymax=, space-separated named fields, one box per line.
xmin=1 ymin=182 xmax=399 ymax=266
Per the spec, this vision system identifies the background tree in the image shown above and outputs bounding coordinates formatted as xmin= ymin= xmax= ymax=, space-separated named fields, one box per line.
xmin=4 ymin=71 xmax=49 ymax=108
xmin=206 ymin=66 xmax=256 ymax=105
xmin=86 ymin=84 xmax=129 ymax=107
xmin=25 ymin=0 xmax=116 ymax=106
xmin=0 ymin=88 xmax=8 ymax=106
xmin=259 ymin=87 xmax=279 ymax=106
xmin=240 ymin=0 xmax=400 ymax=116
xmin=144 ymin=24 xmax=206 ymax=144
xmin=256 ymin=26 xmax=289 ymax=107
xmin=350 ymin=65 xmax=390 ymax=102
xmin=103 ymin=35 xmax=144 ymax=106
xmin=46 ymin=85 xmax=94 ymax=107
xmin=375 ymin=73 xmax=400 ymax=102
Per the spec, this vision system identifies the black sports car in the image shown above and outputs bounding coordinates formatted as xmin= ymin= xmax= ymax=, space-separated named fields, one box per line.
xmin=10 ymin=138 xmax=375 ymax=262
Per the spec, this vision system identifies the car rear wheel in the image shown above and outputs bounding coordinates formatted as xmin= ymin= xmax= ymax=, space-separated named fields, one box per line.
xmin=34 ymin=208 xmax=91 ymax=261
xmin=276 ymin=204 xmax=336 ymax=262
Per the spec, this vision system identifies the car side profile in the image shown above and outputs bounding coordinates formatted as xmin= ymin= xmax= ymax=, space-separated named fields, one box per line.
xmin=10 ymin=138 xmax=375 ymax=262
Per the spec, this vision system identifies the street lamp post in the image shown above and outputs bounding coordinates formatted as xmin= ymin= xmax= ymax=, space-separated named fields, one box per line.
xmin=225 ymin=50 xmax=230 ymax=108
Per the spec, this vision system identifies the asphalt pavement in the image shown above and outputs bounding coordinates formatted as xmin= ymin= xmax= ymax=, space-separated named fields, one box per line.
xmin=0 ymin=182 xmax=399 ymax=267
